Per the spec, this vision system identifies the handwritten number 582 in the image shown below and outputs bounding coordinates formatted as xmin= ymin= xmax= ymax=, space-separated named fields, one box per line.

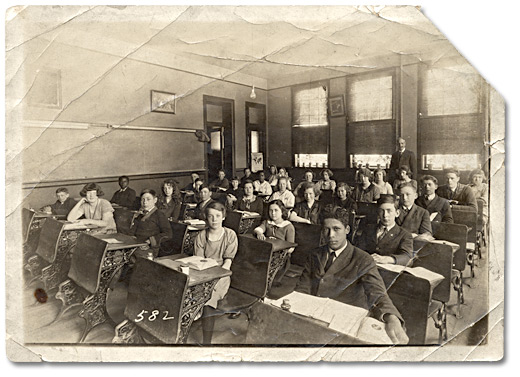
xmin=135 ymin=309 xmax=175 ymax=322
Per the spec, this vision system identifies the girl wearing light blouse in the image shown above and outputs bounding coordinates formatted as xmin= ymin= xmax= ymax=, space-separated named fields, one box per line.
xmin=373 ymin=168 xmax=394 ymax=195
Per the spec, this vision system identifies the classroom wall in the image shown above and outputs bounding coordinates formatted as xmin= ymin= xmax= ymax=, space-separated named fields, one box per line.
xmin=17 ymin=41 xmax=266 ymax=209
xmin=267 ymin=87 xmax=292 ymax=168
xmin=329 ymin=77 xmax=348 ymax=169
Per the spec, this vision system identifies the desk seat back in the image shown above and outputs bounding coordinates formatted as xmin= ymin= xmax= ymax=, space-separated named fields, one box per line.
xmin=68 ymin=233 xmax=109 ymax=293
xmin=378 ymin=268 xmax=431 ymax=345
xmin=291 ymin=223 xmax=322 ymax=267
xmin=231 ymin=236 xmax=274 ymax=298
xmin=158 ymin=222 xmax=188 ymax=257
xmin=413 ymin=242 xmax=453 ymax=303
xmin=22 ymin=208 xmax=36 ymax=243
xmin=319 ymin=190 xmax=334 ymax=206
xmin=114 ymin=208 xmax=135 ymax=234
xmin=432 ymin=222 xmax=467 ymax=271
xmin=35 ymin=218 xmax=66 ymax=264
xmin=125 ymin=257 xmax=188 ymax=344
xmin=355 ymin=202 xmax=378 ymax=225
xmin=452 ymin=209 xmax=477 ymax=243
xmin=223 ymin=211 xmax=243 ymax=234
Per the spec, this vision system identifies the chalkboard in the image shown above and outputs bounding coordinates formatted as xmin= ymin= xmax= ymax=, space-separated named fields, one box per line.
xmin=23 ymin=127 xmax=205 ymax=183
xmin=348 ymin=120 xmax=395 ymax=154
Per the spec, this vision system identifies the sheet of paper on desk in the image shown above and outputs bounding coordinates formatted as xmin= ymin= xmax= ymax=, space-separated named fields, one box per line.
xmin=184 ymin=219 xmax=206 ymax=226
xmin=328 ymin=304 xmax=368 ymax=337
xmin=377 ymin=264 xmax=444 ymax=285
xmin=268 ymin=292 xmax=328 ymax=320
xmin=103 ymin=238 xmax=124 ymax=244
xmin=235 ymin=210 xmax=259 ymax=217
xmin=176 ymin=255 xmax=219 ymax=270
xmin=355 ymin=317 xmax=393 ymax=344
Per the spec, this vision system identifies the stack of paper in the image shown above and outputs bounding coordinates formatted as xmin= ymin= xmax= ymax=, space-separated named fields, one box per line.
xmin=377 ymin=263 xmax=444 ymax=286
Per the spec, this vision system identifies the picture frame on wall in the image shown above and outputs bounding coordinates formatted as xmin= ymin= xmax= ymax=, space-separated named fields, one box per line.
xmin=27 ymin=68 xmax=62 ymax=109
xmin=329 ymin=95 xmax=345 ymax=117
xmin=151 ymin=90 xmax=176 ymax=114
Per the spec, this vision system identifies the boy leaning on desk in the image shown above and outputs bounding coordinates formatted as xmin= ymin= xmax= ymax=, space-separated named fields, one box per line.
xmin=296 ymin=204 xmax=409 ymax=344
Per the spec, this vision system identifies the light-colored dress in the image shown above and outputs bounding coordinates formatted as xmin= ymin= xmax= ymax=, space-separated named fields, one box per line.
xmin=317 ymin=179 xmax=336 ymax=192
xmin=469 ymin=183 xmax=488 ymax=224
xmin=194 ymin=227 xmax=238 ymax=308
xmin=374 ymin=181 xmax=394 ymax=195
xmin=77 ymin=198 xmax=117 ymax=233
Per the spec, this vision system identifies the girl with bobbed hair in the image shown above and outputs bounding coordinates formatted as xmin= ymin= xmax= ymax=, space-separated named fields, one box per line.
xmin=468 ymin=168 xmax=488 ymax=225
xmin=67 ymin=182 xmax=117 ymax=233
xmin=316 ymin=168 xmax=336 ymax=192
xmin=392 ymin=165 xmax=417 ymax=196
xmin=373 ymin=168 xmax=394 ymax=195
xmin=353 ymin=168 xmax=381 ymax=203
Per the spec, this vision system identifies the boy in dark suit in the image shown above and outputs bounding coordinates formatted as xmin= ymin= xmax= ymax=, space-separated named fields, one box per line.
xmin=110 ymin=176 xmax=137 ymax=209
xmin=195 ymin=184 xmax=215 ymax=220
xmin=356 ymin=195 xmax=414 ymax=266
xmin=415 ymin=175 xmax=453 ymax=223
xmin=296 ymin=205 xmax=409 ymax=344
xmin=396 ymin=183 xmax=432 ymax=239
xmin=436 ymin=168 xmax=478 ymax=212
xmin=41 ymin=187 xmax=77 ymax=216
xmin=390 ymin=138 xmax=417 ymax=180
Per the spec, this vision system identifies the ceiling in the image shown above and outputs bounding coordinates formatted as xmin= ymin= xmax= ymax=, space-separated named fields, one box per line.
xmin=7 ymin=5 xmax=462 ymax=90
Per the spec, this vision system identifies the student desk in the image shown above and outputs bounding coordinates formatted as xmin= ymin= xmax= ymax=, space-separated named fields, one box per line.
xmin=241 ymin=234 xmax=297 ymax=290
xmin=246 ymin=301 xmax=368 ymax=345
xmin=112 ymin=254 xmax=231 ymax=344
xmin=54 ymin=233 xmax=146 ymax=342
xmin=22 ymin=209 xmax=66 ymax=261
xmin=175 ymin=220 xmax=207 ymax=255
xmin=234 ymin=210 xmax=262 ymax=234
xmin=27 ymin=221 xmax=101 ymax=291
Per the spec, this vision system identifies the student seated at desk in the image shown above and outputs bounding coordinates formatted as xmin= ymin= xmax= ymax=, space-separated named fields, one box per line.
xmin=183 ymin=172 xmax=200 ymax=192
xmin=316 ymin=168 xmax=336 ymax=192
xmin=289 ymin=182 xmax=322 ymax=225
xmin=468 ymin=168 xmax=488 ymax=225
xmin=68 ymin=183 xmax=117 ymax=234
xmin=392 ymin=165 xmax=417 ymax=197
xmin=157 ymin=179 xmax=182 ymax=221
xmin=396 ymin=183 xmax=432 ymax=240
xmin=40 ymin=187 xmax=77 ymax=216
xmin=353 ymin=168 xmax=381 ymax=203
xmin=194 ymin=184 xmax=215 ymax=220
xmin=225 ymin=177 xmax=243 ymax=210
xmin=373 ymin=168 xmax=394 ymax=195
xmin=268 ymin=165 xmax=279 ymax=190
xmin=240 ymin=167 xmax=254 ymax=188
xmin=436 ymin=168 xmax=478 ymax=212
xmin=253 ymin=171 xmax=273 ymax=198
xmin=332 ymin=182 xmax=357 ymax=212
xmin=254 ymin=200 xmax=295 ymax=284
xmin=415 ymin=175 xmax=453 ymax=223
xmin=234 ymin=180 xmax=264 ymax=214
xmin=295 ymin=205 xmax=408 ymax=344
xmin=277 ymin=167 xmax=292 ymax=190
xmin=209 ymin=169 xmax=230 ymax=192
xmin=194 ymin=202 xmax=238 ymax=344
xmin=110 ymin=176 xmax=137 ymax=209
xmin=127 ymin=189 xmax=173 ymax=256
xmin=355 ymin=195 xmax=414 ymax=266
xmin=293 ymin=170 xmax=316 ymax=198
xmin=270 ymin=177 xmax=295 ymax=210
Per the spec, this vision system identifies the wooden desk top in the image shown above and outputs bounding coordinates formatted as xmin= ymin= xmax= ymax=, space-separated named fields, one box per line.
xmin=233 ymin=210 xmax=261 ymax=219
xmin=155 ymin=254 xmax=232 ymax=286
xmin=177 ymin=220 xmax=207 ymax=231
xmin=241 ymin=233 xmax=297 ymax=252
xmin=34 ymin=211 xmax=67 ymax=220
xmin=413 ymin=239 xmax=460 ymax=255
xmin=92 ymin=233 xmax=147 ymax=250
xmin=61 ymin=221 xmax=101 ymax=231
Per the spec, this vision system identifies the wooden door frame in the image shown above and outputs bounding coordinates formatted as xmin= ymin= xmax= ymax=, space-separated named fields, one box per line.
xmin=203 ymin=95 xmax=236 ymax=178
xmin=245 ymin=101 xmax=267 ymax=169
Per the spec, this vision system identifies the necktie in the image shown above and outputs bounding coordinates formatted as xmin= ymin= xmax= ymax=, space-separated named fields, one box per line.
xmin=402 ymin=207 xmax=409 ymax=217
xmin=377 ymin=227 xmax=388 ymax=243
xmin=324 ymin=252 xmax=335 ymax=272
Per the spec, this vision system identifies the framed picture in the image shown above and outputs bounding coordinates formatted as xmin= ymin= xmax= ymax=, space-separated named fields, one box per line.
xmin=329 ymin=95 xmax=345 ymax=117
xmin=151 ymin=90 xmax=176 ymax=114
xmin=27 ymin=68 xmax=62 ymax=109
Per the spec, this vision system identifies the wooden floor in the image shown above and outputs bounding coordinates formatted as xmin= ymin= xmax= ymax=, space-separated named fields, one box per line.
xmin=23 ymin=244 xmax=489 ymax=346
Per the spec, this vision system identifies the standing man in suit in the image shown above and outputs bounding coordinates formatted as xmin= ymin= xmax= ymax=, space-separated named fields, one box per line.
xmin=390 ymin=138 xmax=417 ymax=181
xmin=356 ymin=195 xmax=414 ymax=266
xmin=296 ymin=205 xmax=409 ymax=344
xmin=436 ymin=168 xmax=478 ymax=212
xmin=110 ymin=176 xmax=137 ymax=209
xmin=416 ymin=175 xmax=453 ymax=223
xmin=396 ymin=183 xmax=432 ymax=239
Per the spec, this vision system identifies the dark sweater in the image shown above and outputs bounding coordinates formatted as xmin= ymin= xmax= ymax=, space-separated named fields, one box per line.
xmin=48 ymin=197 xmax=77 ymax=216
xmin=128 ymin=207 xmax=172 ymax=247
xmin=111 ymin=187 xmax=137 ymax=209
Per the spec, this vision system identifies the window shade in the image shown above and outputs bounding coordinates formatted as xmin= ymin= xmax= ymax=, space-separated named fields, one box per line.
xmin=293 ymin=84 xmax=328 ymax=127
xmin=347 ymin=76 xmax=392 ymax=122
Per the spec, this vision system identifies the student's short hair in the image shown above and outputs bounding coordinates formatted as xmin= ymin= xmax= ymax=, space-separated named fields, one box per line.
xmin=231 ymin=176 xmax=239 ymax=181
xmin=268 ymin=199 xmax=290 ymax=220
xmin=79 ymin=183 xmax=104 ymax=197
xmin=302 ymin=181 xmax=320 ymax=196
xmin=119 ymin=175 xmax=129 ymax=182
xmin=56 ymin=187 xmax=69 ymax=194
xmin=218 ymin=169 xmax=226 ymax=174
xmin=278 ymin=176 xmax=288 ymax=184
xmin=336 ymin=182 xmax=352 ymax=195
xmin=205 ymin=201 xmax=226 ymax=218
xmin=320 ymin=168 xmax=333 ymax=178
xmin=195 ymin=178 xmax=204 ymax=183
xmin=377 ymin=194 xmax=399 ymax=210
xmin=321 ymin=205 xmax=350 ymax=228
xmin=398 ymin=165 xmax=412 ymax=177
xmin=469 ymin=169 xmax=486 ymax=182
xmin=258 ymin=170 xmax=265 ymax=176
xmin=358 ymin=167 xmax=373 ymax=181
xmin=303 ymin=170 xmax=315 ymax=179
xmin=244 ymin=167 xmax=251 ymax=172
xmin=399 ymin=182 xmax=417 ymax=193
xmin=140 ymin=188 xmax=158 ymax=198
xmin=243 ymin=179 xmax=255 ymax=187
xmin=199 ymin=183 xmax=211 ymax=192
xmin=420 ymin=175 xmax=438 ymax=185
xmin=374 ymin=168 xmax=387 ymax=182
xmin=444 ymin=168 xmax=460 ymax=177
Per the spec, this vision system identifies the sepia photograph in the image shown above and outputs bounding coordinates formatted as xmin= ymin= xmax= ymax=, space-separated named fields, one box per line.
xmin=4 ymin=4 xmax=506 ymax=363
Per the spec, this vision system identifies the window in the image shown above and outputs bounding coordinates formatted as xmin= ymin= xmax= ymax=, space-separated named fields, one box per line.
xmin=422 ymin=154 xmax=480 ymax=171
xmin=347 ymin=75 xmax=392 ymax=122
xmin=292 ymin=83 xmax=329 ymax=167
xmin=350 ymin=154 xmax=392 ymax=169
xmin=421 ymin=65 xmax=481 ymax=116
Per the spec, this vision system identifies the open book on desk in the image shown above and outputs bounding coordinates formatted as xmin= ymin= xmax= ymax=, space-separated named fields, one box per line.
xmin=234 ymin=210 xmax=260 ymax=217
xmin=265 ymin=291 xmax=392 ymax=344
xmin=174 ymin=255 xmax=219 ymax=271
xmin=184 ymin=219 xmax=206 ymax=226
xmin=377 ymin=263 xmax=444 ymax=286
